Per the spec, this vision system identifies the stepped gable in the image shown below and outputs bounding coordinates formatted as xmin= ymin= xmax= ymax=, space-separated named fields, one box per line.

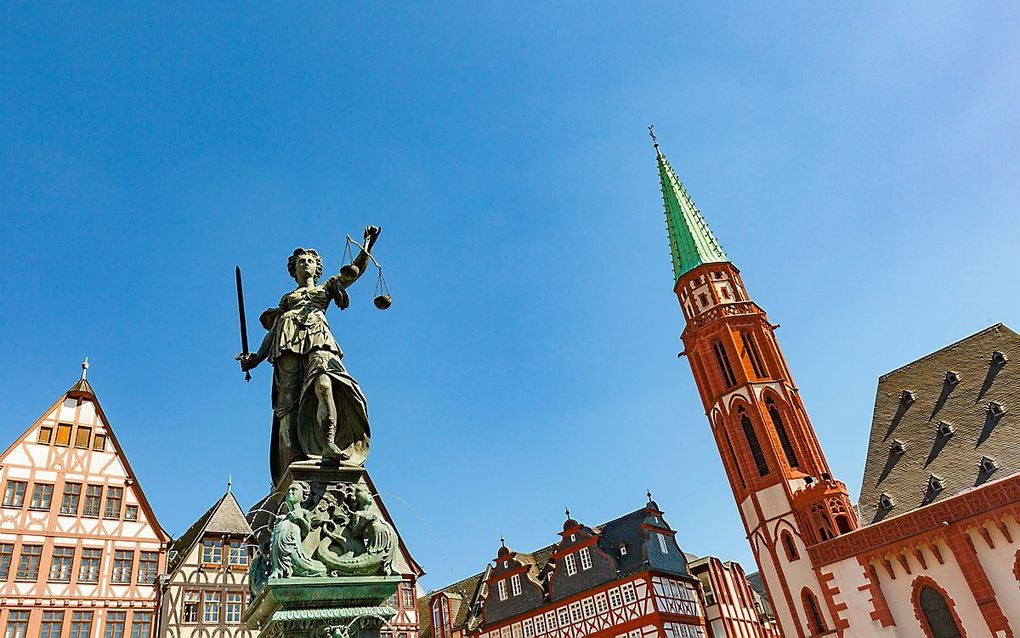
xmin=858 ymin=323 xmax=1020 ymax=523
xmin=168 ymin=488 xmax=253 ymax=573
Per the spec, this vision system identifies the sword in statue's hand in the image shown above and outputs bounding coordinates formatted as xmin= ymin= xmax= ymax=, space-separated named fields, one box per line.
xmin=235 ymin=265 xmax=252 ymax=381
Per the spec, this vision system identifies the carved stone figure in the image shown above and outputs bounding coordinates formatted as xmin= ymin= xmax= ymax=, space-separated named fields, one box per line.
xmin=270 ymin=481 xmax=328 ymax=578
xmin=240 ymin=226 xmax=380 ymax=486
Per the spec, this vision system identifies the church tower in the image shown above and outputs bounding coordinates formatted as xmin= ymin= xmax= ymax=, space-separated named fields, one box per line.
xmin=653 ymin=133 xmax=857 ymax=638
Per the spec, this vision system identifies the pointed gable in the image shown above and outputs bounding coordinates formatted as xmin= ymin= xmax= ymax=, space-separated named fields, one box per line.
xmin=168 ymin=489 xmax=253 ymax=573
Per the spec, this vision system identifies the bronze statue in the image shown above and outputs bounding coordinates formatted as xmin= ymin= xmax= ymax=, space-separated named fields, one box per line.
xmin=239 ymin=226 xmax=381 ymax=486
xmin=269 ymin=481 xmax=328 ymax=578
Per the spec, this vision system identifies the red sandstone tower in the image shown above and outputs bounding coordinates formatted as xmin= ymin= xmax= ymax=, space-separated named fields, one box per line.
xmin=653 ymin=133 xmax=856 ymax=637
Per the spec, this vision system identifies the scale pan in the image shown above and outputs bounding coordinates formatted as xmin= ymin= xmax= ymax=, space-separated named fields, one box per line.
xmin=373 ymin=295 xmax=392 ymax=310
xmin=340 ymin=264 xmax=361 ymax=279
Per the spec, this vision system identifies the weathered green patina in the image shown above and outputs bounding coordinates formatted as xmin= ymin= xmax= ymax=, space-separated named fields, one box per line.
xmin=654 ymin=140 xmax=728 ymax=280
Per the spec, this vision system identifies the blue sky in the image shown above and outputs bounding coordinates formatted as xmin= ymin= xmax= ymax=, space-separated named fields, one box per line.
xmin=2 ymin=3 xmax=1019 ymax=588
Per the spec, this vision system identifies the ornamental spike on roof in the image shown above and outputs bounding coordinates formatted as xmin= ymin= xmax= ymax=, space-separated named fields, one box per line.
xmin=651 ymin=133 xmax=728 ymax=280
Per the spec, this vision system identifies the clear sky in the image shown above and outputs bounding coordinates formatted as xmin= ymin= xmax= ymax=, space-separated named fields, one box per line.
xmin=2 ymin=3 xmax=1019 ymax=588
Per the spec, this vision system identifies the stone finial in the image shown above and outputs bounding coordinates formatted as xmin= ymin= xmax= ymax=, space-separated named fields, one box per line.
xmin=81 ymin=356 xmax=89 ymax=380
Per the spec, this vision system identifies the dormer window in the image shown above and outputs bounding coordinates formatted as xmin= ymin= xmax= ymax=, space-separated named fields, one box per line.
xmin=945 ymin=371 xmax=961 ymax=386
xmin=569 ymin=533 xmax=575 ymax=542
xmin=618 ymin=543 xmax=628 ymax=556
xmin=989 ymin=401 xmax=1006 ymax=417
xmin=510 ymin=573 xmax=522 ymax=596
xmin=890 ymin=439 xmax=906 ymax=455
xmin=498 ymin=578 xmax=508 ymax=601
xmin=980 ymin=456 xmax=998 ymax=475
xmin=579 ymin=547 xmax=592 ymax=570
xmin=878 ymin=493 xmax=894 ymax=511
xmin=992 ymin=351 xmax=1008 ymax=366
xmin=900 ymin=390 xmax=916 ymax=405
xmin=936 ymin=421 xmax=954 ymax=438
xmin=432 ymin=596 xmax=451 ymax=638
xmin=927 ymin=475 xmax=944 ymax=495
xmin=564 ymin=553 xmax=577 ymax=575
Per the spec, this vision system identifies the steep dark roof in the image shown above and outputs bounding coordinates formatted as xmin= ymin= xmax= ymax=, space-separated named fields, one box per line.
xmin=168 ymin=489 xmax=253 ymax=573
xmin=858 ymin=324 xmax=1020 ymax=524
xmin=745 ymin=571 xmax=766 ymax=598
xmin=418 ymin=505 xmax=693 ymax=636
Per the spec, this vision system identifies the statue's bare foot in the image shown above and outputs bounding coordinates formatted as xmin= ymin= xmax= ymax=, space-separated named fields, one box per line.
xmin=322 ymin=442 xmax=349 ymax=462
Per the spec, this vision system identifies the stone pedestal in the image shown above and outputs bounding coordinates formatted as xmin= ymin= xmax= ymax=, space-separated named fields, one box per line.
xmin=244 ymin=464 xmax=403 ymax=638
xmin=243 ymin=575 xmax=401 ymax=638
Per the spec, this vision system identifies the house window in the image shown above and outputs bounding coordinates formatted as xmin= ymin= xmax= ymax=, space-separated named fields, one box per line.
xmin=202 ymin=540 xmax=222 ymax=565
xmin=557 ymin=608 xmax=569 ymax=628
xmin=595 ymin=593 xmax=608 ymax=613
xmin=104 ymin=487 xmax=123 ymax=518
xmin=0 ymin=543 xmax=13 ymax=580
xmin=112 ymin=550 xmax=133 ymax=583
xmin=70 ymin=612 xmax=94 ymax=638
xmin=523 ymin=619 xmax=534 ymax=638
xmin=609 ymin=588 xmax=622 ymax=608
xmin=534 ymin=614 xmax=546 ymax=634
xmin=713 ymin=340 xmax=737 ymax=387
xmin=226 ymin=593 xmax=243 ymax=623
xmin=16 ymin=545 xmax=42 ymax=580
xmin=130 ymin=612 xmax=152 ymax=638
xmin=183 ymin=592 xmax=200 ymax=623
xmin=30 ymin=483 xmax=54 ymax=510
xmin=582 ymin=598 xmax=595 ymax=618
xmin=79 ymin=548 xmax=102 ymax=582
xmin=38 ymin=426 xmax=53 ymax=444
xmin=83 ymin=485 xmax=103 ymax=517
xmin=766 ymin=399 xmax=799 ymax=468
xmin=564 ymin=553 xmax=577 ymax=575
xmin=124 ymin=505 xmax=139 ymax=521
xmin=55 ymin=424 xmax=72 ymax=446
xmin=657 ymin=532 xmax=669 ymax=554
xmin=401 ymin=585 xmax=414 ymax=608
xmin=918 ymin=584 xmax=962 ymax=638
xmin=75 ymin=427 xmax=92 ymax=448
xmin=498 ymin=578 xmax=508 ymax=601
xmin=579 ymin=546 xmax=592 ymax=570
xmin=228 ymin=541 xmax=247 ymax=566
xmin=802 ymin=590 xmax=827 ymax=635
xmin=93 ymin=434 xmax=107 ymax=451
xmin=138 ymin=551 xmax=158 ymax=584
xmin=4 ymin=611 xmax=30 ymax=638
xmin=569 ymin=602 xmax=582 ymax=622
xmin=3 ymin=481 xmax=27 ymax=508
xmin=40 ymin=612 xmax=64 ymax=638
xmin=782 ymin=531 xmax=800 ymax=561
xmin=104 ymin=611 xmax=126 ymax=638
xmin=740 ymin=409 xmax=770 ymax=476
xmin=621 ymin=582 xmax=636 ymax=603
xmin=511 ymin=573 xmax=522 ymax=596
xmin=61 ymin=483 xmax=82 ymax=515
xmin=49 ymin=547 xmax=75 ymax=581
xmin=203 ymin=592 xmax=221 ymax=623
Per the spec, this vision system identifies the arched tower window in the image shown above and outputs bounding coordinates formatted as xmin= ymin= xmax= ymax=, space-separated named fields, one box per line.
xmin=713 ymin=340 xmax=737 ymax=388
xmin=916 ymin=582 xmax=963 ymax=638
xmin=740 ymin=331 xmax=767 ymax=378
xmin=722 ymin=428 xmax=746 ymax=490
xmin=781 ymin=531 xmax=799 ymax=561
xmin=766 ymin=397 xmax=799 ymax=468
xmin=801 ymin=589 xmax=827 ymax=635
xmin=739 ymin=407 xmax=769 ymax=476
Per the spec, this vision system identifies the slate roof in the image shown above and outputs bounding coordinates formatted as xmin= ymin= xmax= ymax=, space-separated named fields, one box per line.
xmin=418 ymin=504 xmax=693 ymax=637
xmin=858 ymin=324 xmax=1020 ymax=524
xmin=168 ymin=488 xmax=253 ymax=573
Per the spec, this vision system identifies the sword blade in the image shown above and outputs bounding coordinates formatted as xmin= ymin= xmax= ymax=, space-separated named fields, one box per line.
xmin=235 ymin=266 xmax=251 ymax=381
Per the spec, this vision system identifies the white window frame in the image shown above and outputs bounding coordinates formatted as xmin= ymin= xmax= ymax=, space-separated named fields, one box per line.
xmin=498 ymin=578 xmax=508 ymax=601
xmin=579 ymin=547 xmax=592 ymax=570
xmin=657 ymin=532 xmax=669 ymax=554
xmin=510 ymin=573 xmax=522 ymax=596
xmin=564 ymin=553 xmax=577 ymax=576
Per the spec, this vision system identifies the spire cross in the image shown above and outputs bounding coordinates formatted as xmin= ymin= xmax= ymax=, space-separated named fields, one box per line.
xmin=227 ymin=475 xmax=233 ymax=493
xmin=647 ymin=489 xmax=653 ymax=501
xmin=648 ymin=125 xmax=658 ymax=147
xmin=565 ymin=507 xmax=571 ymax=519
xmin=499 ymin=535 xmax=506 ymax=548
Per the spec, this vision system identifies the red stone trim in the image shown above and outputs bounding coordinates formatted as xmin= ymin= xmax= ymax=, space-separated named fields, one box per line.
xmin=1013 ymin=549 xmax=1020 ymax=586
xmin=945 ymin=525 xmax=1013 ymax=638
xmin=856 ymin=558 xmax=894 ymax=627
xmin=807 ymin=472 xmax=1020 ymax=565
xmin=910 ymin=575 xmax=967 ymax=638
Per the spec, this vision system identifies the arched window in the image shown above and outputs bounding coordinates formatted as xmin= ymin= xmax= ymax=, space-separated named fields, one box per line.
xmin=722 ymin=428 xmax=746 ymax=489
xmin=713 ymin=340 xmax=737 ymax=388
xmin=781 ymin=531 xmax=799 ymax=561
xmin=801 ymin=589 xmax=827 ymax=635
xmin=915 ymin=582 xmax=963 ymax=638
xmin=739 ymin=407 xmax=769 ymax=476
xmin=835 ymin=514 xmax=852 ymax=534
xmin=766 ymin=398 xmax=799 ymax=468
xmin=740 ymin=331 xmax=767 ymax=378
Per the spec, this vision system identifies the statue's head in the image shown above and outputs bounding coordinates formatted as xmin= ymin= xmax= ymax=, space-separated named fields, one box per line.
xmin=288 ymin=248 xmax=323 ymax=283
xmin=286 ymin=481 xmax=311 ymax=509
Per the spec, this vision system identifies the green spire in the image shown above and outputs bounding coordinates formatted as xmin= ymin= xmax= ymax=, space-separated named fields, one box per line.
xmin=651 ymin=129 xmax=728 ymax=280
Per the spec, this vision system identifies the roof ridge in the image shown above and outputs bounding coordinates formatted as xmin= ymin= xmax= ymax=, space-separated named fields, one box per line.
xmin=878 ymin=323 xmax=1011 ymax=381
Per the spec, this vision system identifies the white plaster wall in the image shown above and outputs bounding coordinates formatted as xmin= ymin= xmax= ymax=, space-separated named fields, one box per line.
xmin=878 ymin=539 xmax=992 ymax=638
xmin=971 ymin=518 xmax=1020 ymax=629
xmin=751 ymin=533 xmax=798 ymax=638
xmin=740 ymin=497 xmax=759 ymax=532
xmin=756 ymin=484 xmax=790 ymax=522
xmin=822 ymin=558 xmax=897 ymax=637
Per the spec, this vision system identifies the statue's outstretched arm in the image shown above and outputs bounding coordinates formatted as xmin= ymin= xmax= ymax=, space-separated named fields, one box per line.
xmin=338 ymin=226 xmax=381 ymax=288
xmin=240 ymin=323 xmax=274 ymax=372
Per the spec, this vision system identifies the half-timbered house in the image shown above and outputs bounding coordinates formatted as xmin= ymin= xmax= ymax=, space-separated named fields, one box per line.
xmin=0 ymin=362 xmax=170 ymax=638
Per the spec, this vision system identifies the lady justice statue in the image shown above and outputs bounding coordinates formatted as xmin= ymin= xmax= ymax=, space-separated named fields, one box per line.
xmin=238 ymin=225 xmax=381 ymax=487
